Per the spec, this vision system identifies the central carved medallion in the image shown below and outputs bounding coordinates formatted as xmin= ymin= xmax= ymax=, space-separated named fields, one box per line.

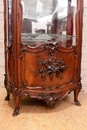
xmin=29 ymin=57 xmax=67 ymax=81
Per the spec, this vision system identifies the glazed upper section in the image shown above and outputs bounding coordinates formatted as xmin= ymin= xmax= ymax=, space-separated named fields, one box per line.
xmin=8 ymin=0 xmax=78 ymax=47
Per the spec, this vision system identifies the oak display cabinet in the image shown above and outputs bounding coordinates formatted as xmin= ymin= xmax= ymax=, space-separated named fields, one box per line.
xmin=4 ymin=0 xmax=83 ymax=116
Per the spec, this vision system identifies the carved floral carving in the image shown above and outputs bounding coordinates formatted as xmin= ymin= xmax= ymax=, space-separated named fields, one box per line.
xmin=29 ymin=57 xmax=67 ymax=81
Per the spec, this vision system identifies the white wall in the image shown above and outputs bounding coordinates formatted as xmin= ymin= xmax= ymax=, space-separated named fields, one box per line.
xmin=0 ymin=0 xmax=5 ymax=87
xmin=81 ymin=0 xmax=87 ymax=91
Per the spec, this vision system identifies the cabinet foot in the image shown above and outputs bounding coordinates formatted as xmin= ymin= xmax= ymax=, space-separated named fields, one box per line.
xmin=12 ymin=108 xmax=19 ymax=116
xmin=74 ymin=81 xmax=82 ymax=106
xmin=4 ymin=75 xmax=10 ymax=101
xmin=4 ymin=94 xmax=10 ymax=101
xmin=74 ymin=100 xmax=81 ymax=106
xmin=12 ymin=96 xmax=20 ymax=116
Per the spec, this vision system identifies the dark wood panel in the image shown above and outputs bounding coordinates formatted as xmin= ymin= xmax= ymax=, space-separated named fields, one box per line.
xmin=20 ymin=44 xmax=76 ymax=87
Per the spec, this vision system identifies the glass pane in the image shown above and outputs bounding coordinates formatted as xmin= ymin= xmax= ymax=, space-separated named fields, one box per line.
xmin=21 ymin=0 xmax=77 ymax=47
xmin=8 ymin=0 xmax=12 ymax=45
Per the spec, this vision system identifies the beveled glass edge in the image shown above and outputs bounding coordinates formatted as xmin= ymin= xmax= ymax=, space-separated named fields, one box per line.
xmin=21 ymin=33 xmax=77 ymax=39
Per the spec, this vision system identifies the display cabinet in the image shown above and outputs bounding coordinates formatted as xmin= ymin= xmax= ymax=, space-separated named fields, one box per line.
xmin=4 ymin=0 xmax=83 ymax=116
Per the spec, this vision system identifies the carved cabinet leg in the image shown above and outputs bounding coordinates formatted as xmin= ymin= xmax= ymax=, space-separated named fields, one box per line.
xmin=4 ymin=76 xmax=10 ymax=101
xmin=74 ymin=82 xmax=82 ymax=106
xmin=12 ymin=96 xmax=20 ymax=117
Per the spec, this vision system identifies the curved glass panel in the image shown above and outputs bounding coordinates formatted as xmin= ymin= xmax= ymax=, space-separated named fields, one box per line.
xmin=8 ymin=0 xmax=12 ymax=45
xmin=21 ymin=0 xmax=77 ymax=47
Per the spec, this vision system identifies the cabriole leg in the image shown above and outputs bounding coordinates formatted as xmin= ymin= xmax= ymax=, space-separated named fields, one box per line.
xmin=4 ymin=93 xmax=10 ymax=101
xmin=4 ymin=76 xmax=10 ymax=101
xmin=74 ymin=82 xmax=82 ymax=106
xmin=12 ymin=96 xmax=20 ymax=117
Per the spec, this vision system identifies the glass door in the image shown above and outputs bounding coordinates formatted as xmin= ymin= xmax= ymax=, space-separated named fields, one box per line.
xmin=21 ymin=0 xmax=77 ymax=47
xmin=8 ymin=0 xmax=12 ymax=45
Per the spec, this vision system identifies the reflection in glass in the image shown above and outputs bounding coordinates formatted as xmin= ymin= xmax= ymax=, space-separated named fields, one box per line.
xmin=21 ymin=0 xmax=77 ymax=47
xmin=8 ymin=0 xmax=12 ymax=45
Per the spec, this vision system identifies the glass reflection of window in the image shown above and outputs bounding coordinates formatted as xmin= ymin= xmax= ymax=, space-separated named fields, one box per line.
xmin=8 ymin=0 xmax=12 ymax=44
xmin=21 ymin=0 xmax=77 ymax=47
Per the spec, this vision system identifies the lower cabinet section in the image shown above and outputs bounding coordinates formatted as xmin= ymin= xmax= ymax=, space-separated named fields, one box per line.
xmin=4 ymin=43 xmax=82 ymax=116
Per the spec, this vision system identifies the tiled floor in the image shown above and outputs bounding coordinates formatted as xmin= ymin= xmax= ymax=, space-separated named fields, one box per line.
xmin=0 ymin=87 xmax=87 ymax=130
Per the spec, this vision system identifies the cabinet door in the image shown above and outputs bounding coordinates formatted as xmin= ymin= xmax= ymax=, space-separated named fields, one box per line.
xmin=20 ymin=0 xmax=77 ymax=85
xmin=4 ymin=0 xmax=13 ymax=84
xmin=20 ymin=44 xmax=77 ymax=88
xmin=21 ymin=0 xmax=77 ymax=47
xmin=19 ymin=0 xmax=78 ymax=90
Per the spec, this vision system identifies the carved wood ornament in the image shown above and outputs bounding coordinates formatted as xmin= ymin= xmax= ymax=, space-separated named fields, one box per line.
xmin=29 ymin=57 xmax=67 ymax=81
